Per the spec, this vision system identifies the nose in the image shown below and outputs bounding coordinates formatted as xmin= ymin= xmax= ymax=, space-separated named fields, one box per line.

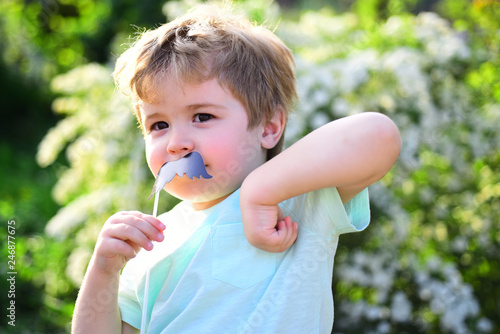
xmin=166 ymin=127 xmax=194 ymax=156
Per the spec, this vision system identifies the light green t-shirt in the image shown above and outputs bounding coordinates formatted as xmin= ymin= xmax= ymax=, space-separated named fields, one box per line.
xmin=119 ymin=187 xmax=370 ymax=333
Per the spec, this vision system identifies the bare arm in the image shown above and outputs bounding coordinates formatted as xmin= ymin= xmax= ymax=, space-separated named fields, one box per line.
xmin=72 ymin=211 xmax=165 ymax=334
xmin=72 ymin=260 xmax=123 ymax=333
xmin=240 ymin=112 xmax=401 ymax=252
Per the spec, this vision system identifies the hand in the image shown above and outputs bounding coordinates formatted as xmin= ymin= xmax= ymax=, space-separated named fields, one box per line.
xmin=240 ymin=198 xmax=298 ymax=253
xmin=92 ymin=211 xmax=166 ymax=276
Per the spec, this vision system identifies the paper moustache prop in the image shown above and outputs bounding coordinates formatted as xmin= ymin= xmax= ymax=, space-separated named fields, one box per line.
xmin=148 ymin=151 xmax=213 ymax=200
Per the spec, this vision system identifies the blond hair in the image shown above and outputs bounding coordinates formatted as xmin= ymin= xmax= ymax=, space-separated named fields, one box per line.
xmin=114 ymin=3 xmax=296 ymax=159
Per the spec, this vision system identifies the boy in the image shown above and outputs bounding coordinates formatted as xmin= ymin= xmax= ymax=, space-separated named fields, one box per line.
xmin=72 ymin=3 xmax=401 ymax=334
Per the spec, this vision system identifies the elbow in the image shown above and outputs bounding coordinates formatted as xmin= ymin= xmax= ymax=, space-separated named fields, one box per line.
xmin=374 ymin=112 xmax=401 ymax=160
xmin=364 ymin=112 xmax=402 ymax=179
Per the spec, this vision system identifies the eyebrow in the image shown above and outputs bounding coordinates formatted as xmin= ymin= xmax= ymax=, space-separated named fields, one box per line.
xmin=186 ymin=103 xmax=227 ymax=112
xmin=141 ymin=103 xmax=227 ymax=120
xmin=141 ymin=111 xmax=162 ymax=121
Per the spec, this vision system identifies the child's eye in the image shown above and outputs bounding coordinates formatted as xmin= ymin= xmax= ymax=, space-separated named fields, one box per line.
xmin=194 ymin=113 xmax=214 ymax=123
xmin=150 ymin=121 xmax=169 ymax=132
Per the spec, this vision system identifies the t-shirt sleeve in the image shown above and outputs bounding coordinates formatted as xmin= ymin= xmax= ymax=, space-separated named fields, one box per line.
xmin=280 ymin=187 xmax=370 ymax=237
xmin=343 ymin=187 xmax=370 ymax=232
xmin=118 ymin=262 xmax=143 ymax=330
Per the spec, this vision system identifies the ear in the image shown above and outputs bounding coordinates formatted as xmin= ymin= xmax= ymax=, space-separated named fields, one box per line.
xmin=261 ymin=106 xmax=286 ymax=149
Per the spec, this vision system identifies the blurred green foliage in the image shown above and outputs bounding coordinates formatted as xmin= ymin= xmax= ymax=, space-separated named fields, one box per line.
xmin=1 ymin=0 xmax=499 ymax=333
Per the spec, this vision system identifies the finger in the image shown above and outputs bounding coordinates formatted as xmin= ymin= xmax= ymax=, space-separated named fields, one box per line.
xmin=135 ymin=215 xmax=165 ymax=243
xmin=277 ymin=216 xmax=292 ymax=236
xmin=124 ymin=239 xmax=143 ymax=256
xmin=107 ymin=237 xmax=140 ymax=260
xmin=273 ymin=218 xmax=293 ymax=251
xmin=115 ymin=211 xmax=166 ymax=234
xmin=292 ymin=221 xmax=298 ymax=236
xmin=96 ymin=236 xmax=139 ymax=263
xmin=283 ymin=218 xmax=294 ymax=245
xmin=131 ymin=212 xmax=166 ymax=232
xmin=277 ymin=206 xmax=284 ymax=222
xmin=107 ymin=224 xmax=155 ymax=252
xmin=108 ymin=213 xmax=165 ymax=243
xmin=288 ymin=217 xmax=298 ymax=237
xmin=105 ymin=215 xmax=162 ymax=250
xmin=279 ymin=217 xmax=297 ymax=247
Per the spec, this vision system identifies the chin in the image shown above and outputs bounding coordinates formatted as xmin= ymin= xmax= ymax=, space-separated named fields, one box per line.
xmin=166 ymin=180 xmax=234 ymax=205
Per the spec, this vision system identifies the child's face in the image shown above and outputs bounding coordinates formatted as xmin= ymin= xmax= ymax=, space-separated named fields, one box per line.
xmin=140 ymin=77 xmax=268 ymax=210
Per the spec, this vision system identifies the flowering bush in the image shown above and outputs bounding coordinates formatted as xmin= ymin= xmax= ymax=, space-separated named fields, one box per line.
xmin=36 ymin=1 xmax=499 ymax=333
xmin=36 ymin=63 xmax=181 ymax=286
xmin=278 ymin=4 xmax=499 ymax=334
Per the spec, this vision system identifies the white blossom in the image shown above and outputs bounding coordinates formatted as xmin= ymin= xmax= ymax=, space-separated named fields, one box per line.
xmin=391 ymin=292 xmax=412 ymax=322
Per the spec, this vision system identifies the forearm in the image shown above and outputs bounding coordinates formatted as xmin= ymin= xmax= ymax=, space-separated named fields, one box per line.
xmin=242 ymin=112 xmax=401 ymax=206
xmin=72 ymin=256 xmax=123 ymax=334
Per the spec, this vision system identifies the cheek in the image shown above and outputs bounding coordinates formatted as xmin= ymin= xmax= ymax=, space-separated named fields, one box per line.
xmin=234 ymin=128 xmax=265 ymax=162
xmin=145 ymin=140 xmax=163 ymax=175
xmin=212 ymin=131 xmax=264 ymax=174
